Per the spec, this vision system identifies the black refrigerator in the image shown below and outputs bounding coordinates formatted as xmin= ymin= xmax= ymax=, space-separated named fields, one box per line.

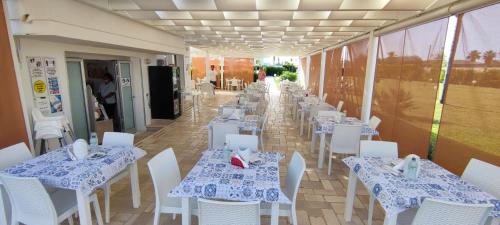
xmin=148 ymin=66 xmax=182 ymax=119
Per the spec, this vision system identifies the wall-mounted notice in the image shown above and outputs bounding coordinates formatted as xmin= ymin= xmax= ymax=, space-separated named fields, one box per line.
xmin=27 ymin=57 xmax=63 ymax=114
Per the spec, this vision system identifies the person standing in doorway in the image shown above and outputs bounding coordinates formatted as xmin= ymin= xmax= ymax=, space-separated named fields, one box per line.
xmin=99 ymin=73 xmax=117 ymax=123
xmin=208 ymin=65 xmax=217 ymax=87
xmin=258 ymin=67 xmax=266 ymax=81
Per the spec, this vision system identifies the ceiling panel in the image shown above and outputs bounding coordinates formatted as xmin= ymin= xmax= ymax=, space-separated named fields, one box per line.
xmin=173 ymin=20 xmax=202 ymax=26
xmin=313 ymin=26 xmax=340 ymax=31
xmin=172 ymin=0 xmax=217 ymax=10
xmin=156 ymin=11 xmax=193 ymax=19
xmin=230 ymin=20 xmax=259 ymax=26
xmin=123 ymin=11 xmax=160 ymax=19
xmin=293 ymin=11 xmax=331 ymax=20
xmin=190 ymin=11 xmax=225 ymax=20
xmin=290 ymin=20 xmax=320 ymax=27
xmin=256 ymin=0 xmax=300 ymax=10
xmin=298 ymin=0 xmax=342 ymax=10
xmin=261 ymin=26 xmax=287 ymax=31
xmin=329 ymin=11 xmax=367 ymax=19
xmin=364 ymin=11 xmax=419 ymax=20
xmin=132 ymin=0 xmax=177 ymax=10
xmin=287 ymin=27 xmax=314 ymax=32
xmin=318 ymin=20 xmax=353 ymax=26
xmin=214 ymin=0 xmax=256 ymax=10
xmin=259 ymin=20 xmax=290 ymax=26
xmin=259 ymin=11 xmax=294 ymax=20
xmin=384 ymin=0 xmax=438 ymax=10
xmin=339 ymin=0 xmax=391 ymax=9
xmin=201 ymin=20 xmax=231 ymax=26
xmin=223 ymin=11 xmax=259 ymax=20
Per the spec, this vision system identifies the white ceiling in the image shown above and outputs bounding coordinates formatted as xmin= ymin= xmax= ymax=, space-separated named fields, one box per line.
xmin=79 ymin=0 xmax=459 ymax=56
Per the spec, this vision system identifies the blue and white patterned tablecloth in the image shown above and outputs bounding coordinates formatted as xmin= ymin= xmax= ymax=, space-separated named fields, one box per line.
xmin=1 ymin=145 xmax=146 ymax=195
xmin=314 ymin=116 xmax=379 ymax=136
xmin=208 ymin=115 xmax=260 ymax=132
xmin=343 ymin=157 xmax=500 ymax=218
xmin=223 ymin=101 xmax=259 ymax=113
xmin=297 ymin=101 xmax=334 ymax=113
xmin=169 ymin=149 xmax=290 ymax=204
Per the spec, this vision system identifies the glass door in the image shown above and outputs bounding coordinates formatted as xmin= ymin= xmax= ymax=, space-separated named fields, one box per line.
xmin=117 ymin=61 xmax=135 ymax=131
xmin=66 ymin=59 xmax=90 ymax=140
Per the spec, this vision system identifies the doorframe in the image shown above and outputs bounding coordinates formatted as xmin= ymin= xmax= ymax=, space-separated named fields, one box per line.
xmin=116 ymin=60 xmax=136 ymax=132
xmin=65 ymin=58 xmax=92 ymax=138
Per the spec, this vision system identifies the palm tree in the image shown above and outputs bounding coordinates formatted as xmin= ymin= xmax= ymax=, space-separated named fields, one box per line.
xmin=467 ymin=50 xmax=481 ymax=63
xmin=482 ymin=50 xmax=496 ymax=66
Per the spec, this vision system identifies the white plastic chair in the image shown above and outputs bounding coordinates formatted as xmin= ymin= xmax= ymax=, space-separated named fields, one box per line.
xmin=360 ymin=141 xmax=398 ymax=225
xmin=148 ymin=148 xmax=196 ymax=225
xmin=368 ymin=116 xmax=382 ymax=130
xmin=462 ymin=159 xmax=500 ymax=198
xmin=410 ymin=198 xmax=493 ymax=225
xmin=226 ymin=134 xmax=258 ymax=152
xmin=221 ymin=107 xmax=242 ymax=117
xmin=328 ymin=124 xmax=362 ymax=176
xmin=101 ymin=132 xmax=134 ymax=223
xmin=0 ymin=175 xmax=103 ymax=225
xmin=198 ymin=198 xmax=260 ymax=225
xmin=258 ymin=112 xmax=269 ymax=151
xmin=336 ymin=100 xmax=344 ymax=112
xmin=0 ymin=143 xmax=34 ymax=225
xmin=321 ymin=93 xmax=328 ymax=102
xmin=212 ymin=123 xmax=239 ymax=149
xmin=261 ymin=151 xmax=306 ymax=225
xmin=307 ymin=105 xmax=333 ymax=138
xmin=200 ymin=82 xmax=215 ymax=98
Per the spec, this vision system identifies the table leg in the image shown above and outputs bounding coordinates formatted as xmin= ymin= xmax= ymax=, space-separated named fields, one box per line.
xmin=208 ymin=127 xmax=213 ymax=150
xmin=310 ymin=128 xmax=316 ymax=153
xmin=130 ymin=163 xmax=141 ymax=208
xmin=344 ymin=169 xmax=358 ymax=222
xmin=271 ymin=202 xmax=279 ymax=225
xmin=76 ymin=190 xmax=92 ymax=225
xmin=182 ymin=197 xmax=191 ymax=225
xmin=317 ymin=133 xmax=326 ymax=169
xmin=383 ymin=214 xmax=397 ymax=225
xmin=300 ymin=111 xmax=305 ymax=136
xmin=0 ymin=186 xmax=7 ymax=225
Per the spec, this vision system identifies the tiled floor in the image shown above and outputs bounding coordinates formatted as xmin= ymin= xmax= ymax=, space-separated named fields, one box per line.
xmin=101 ymin=79 xmax=387 ymax=225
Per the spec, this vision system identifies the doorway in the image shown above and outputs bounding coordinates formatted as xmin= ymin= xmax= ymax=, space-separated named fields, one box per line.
xmin=66 ymin=58 xmax=136 ymax=141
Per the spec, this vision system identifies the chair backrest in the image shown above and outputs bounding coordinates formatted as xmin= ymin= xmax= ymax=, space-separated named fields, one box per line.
xmin=222 ymin=107 xmax=241 ymax=116
xmin=360 ymin=141 xmax=398 ymax=158
xmin=0 ymin=143 xmax=33 ymax=170
xmin=260 ymin=111 xmax=269 ymax=132
xmin=212 ymin=123 xmax=239 ymax=149
xmin=368 ymin=116 xmax=382 ymax=130
xmin=411 ymin=198 xmax=493 ymax=225
xmin=322 ymin=93 xmax=328 ymax=102
xmin=462 ymin=159 xmax=500 ymax=198
xmin=309 ymin=105 xmax=332 ymax=121
xmin=330 ymin=124 xmax=362 ymax=154
xmin=0 ymin=175 xmax=58 ymax=225
xmin=102 ymin=132 xmax=134 ymax=146
xmin=147 ymin=148 xmax=182 ymax=208
xmin=226 ymin=134 xmax=258 ymax=152
xmin=198 ymin=198 xmax=260 ymax=225
xmin=201 ymin=83 xmax=214 ymax=95
xmin=317 ymin=110 xmax=337 ymax=118
xmin=285 ymin=152 xmax=306 ymax=204
xmin=337 ymin=100 xmax=344 ymax=112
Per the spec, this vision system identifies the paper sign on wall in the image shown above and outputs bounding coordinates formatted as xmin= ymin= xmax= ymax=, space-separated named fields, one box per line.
xmin=27 ymin=57 xmax=63 ymax=114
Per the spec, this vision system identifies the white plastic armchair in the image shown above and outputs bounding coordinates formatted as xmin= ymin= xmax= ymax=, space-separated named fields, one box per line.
xmin=101 ymin=132 xmax=134 ymax=223
xmin=148 ymin=148 xmax=196 ymax=225
xmin=0 ymin=175 xmax=103 ymax=225
xmin=328 ymin=124 xmax=362 ymax=176
xmin=336 ymin=100 xmax=344 ymax=112
xmin=212 ymin=123 xmax=240 ymax=150
xmin=411 ymin=198 xmax=493 ymax=225
xmin=198 ymin=198 xmax=260 ymax=225
xmin=261 ymin=151 xmax=306 ymax=225
xmin=226 ymin=134 xmax=258 ymax=152
xmin=360 ymin=141 xmax=398 ymax=225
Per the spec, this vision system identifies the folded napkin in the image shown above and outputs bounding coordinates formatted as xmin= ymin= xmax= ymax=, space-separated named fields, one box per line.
xmin=231 ymin=154 xmax=249 ymax=168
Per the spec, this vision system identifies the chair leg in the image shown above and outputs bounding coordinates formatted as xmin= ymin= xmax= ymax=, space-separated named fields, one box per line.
xmin=328 ymin=151 xmax=333 ymax=176
xmin=173 ymin=213 xmax=177 ymax=220
xmin=368 ymin=193 xmax=375 ymax=225
xmin=260 ymin=134 xmax=264 ymax=151
xmin=68 ymin=216 xmax=74 ymax=225
xmin=153 ymin=208 xmax=161 ymax=225
xmin=104 ymin=183 xmax=111 ymax=223
xmin=92 ymin=197 xmax=104 ymax=225
xmin=291 ymin=205 xmax=298 ymax=225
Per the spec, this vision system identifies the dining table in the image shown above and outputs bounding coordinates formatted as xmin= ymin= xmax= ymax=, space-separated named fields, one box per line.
xmin=169 ymin=149 xmax=290 ymax=225
xmin=342 ymin=156 xmax=500 ymax=225
xmin=311 ymin=116 xmax=378 ymax=168
xmin=0 ymin=144 xmax=146 ymax=225
xmin=207 ymin=114 xmax=261 ymax=149
xmin=222 ymin=100 xmax=259 ymax=114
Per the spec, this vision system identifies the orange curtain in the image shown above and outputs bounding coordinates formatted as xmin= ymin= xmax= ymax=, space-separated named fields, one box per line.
xmin=308 ymin=53 xmax=321 ymax=96
xmin=434 ymin=4 xmax=500 ymax=174
xmin=191 ymin=57 xmax=206 ymax=80
xmin=223 ymin=58 xmax=254 ymax=85
xmin=0 ymin=0 xmax=29 ymax=148
xmin=343 ymin=39 xmax=369 ymax=118
xmin=323 ymin=48 xmax=343 ymax=106
xmin=209 ymin=58 xmax=221 ymax=88
xmin=372 ymin=18 xmax=448 ymax=158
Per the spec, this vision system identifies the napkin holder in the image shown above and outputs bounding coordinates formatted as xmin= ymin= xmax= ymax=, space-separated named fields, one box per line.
xmin=231 ymin=154 xmax=249 ymax=168
xmin=72 ymin=139 xmax=89 ymax=160
xmin=393 ymin=154 xmax=421 ymax=179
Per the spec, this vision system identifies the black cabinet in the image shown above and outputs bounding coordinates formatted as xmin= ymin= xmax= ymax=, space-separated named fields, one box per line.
xmin=148 ymin=66 xmax=182 ymax=119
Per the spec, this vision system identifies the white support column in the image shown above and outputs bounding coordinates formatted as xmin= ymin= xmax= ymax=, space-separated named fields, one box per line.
xmin=220 ymin=56 xmax=224 ymax=88
xmin=319 ymin=49 xmax=326 ymax=97
xmin=360 ymin=31 xmax=379 ymax=122
xmin=305 ymin=55 xmax=311 ymax=88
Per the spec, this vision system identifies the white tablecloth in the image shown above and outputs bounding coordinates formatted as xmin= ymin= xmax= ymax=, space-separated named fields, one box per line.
xmin=314 ymin=116 xmax=379 ymax=136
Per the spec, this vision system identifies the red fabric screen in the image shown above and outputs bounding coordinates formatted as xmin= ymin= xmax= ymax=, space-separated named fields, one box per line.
xmin=434 ymin=4 xmax=500 ymax=174
xmin=223 ymin=58 xmax=254 ymax=85
xmin=308 ymin=53 xmax=321 ymax=96
xmin=342 ymin=39 xmax=369 ymax=118
xmin=323 ymin=48 xmax=343 ymax=106
xmin=372 ymin=18 xmax=448 ymax=158
xmin=191 ymin=57 xmax=206 ymax=80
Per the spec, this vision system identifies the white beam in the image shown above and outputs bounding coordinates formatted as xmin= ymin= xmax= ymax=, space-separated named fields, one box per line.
xmin=319 ymin=49 xmax=326 ymax=97
xmin=360 ymin=31 xmax=379 ymax=122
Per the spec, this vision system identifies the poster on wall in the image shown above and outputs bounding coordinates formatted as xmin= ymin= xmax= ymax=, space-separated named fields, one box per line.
xmin=27 ymin=56 xmax=63 ymax=114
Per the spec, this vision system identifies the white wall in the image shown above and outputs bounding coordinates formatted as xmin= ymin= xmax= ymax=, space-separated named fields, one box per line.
xmin=6 ymin=0 xmax=185 ymax=54
xmin=15 ymin=37 xmax=159 ymax=137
